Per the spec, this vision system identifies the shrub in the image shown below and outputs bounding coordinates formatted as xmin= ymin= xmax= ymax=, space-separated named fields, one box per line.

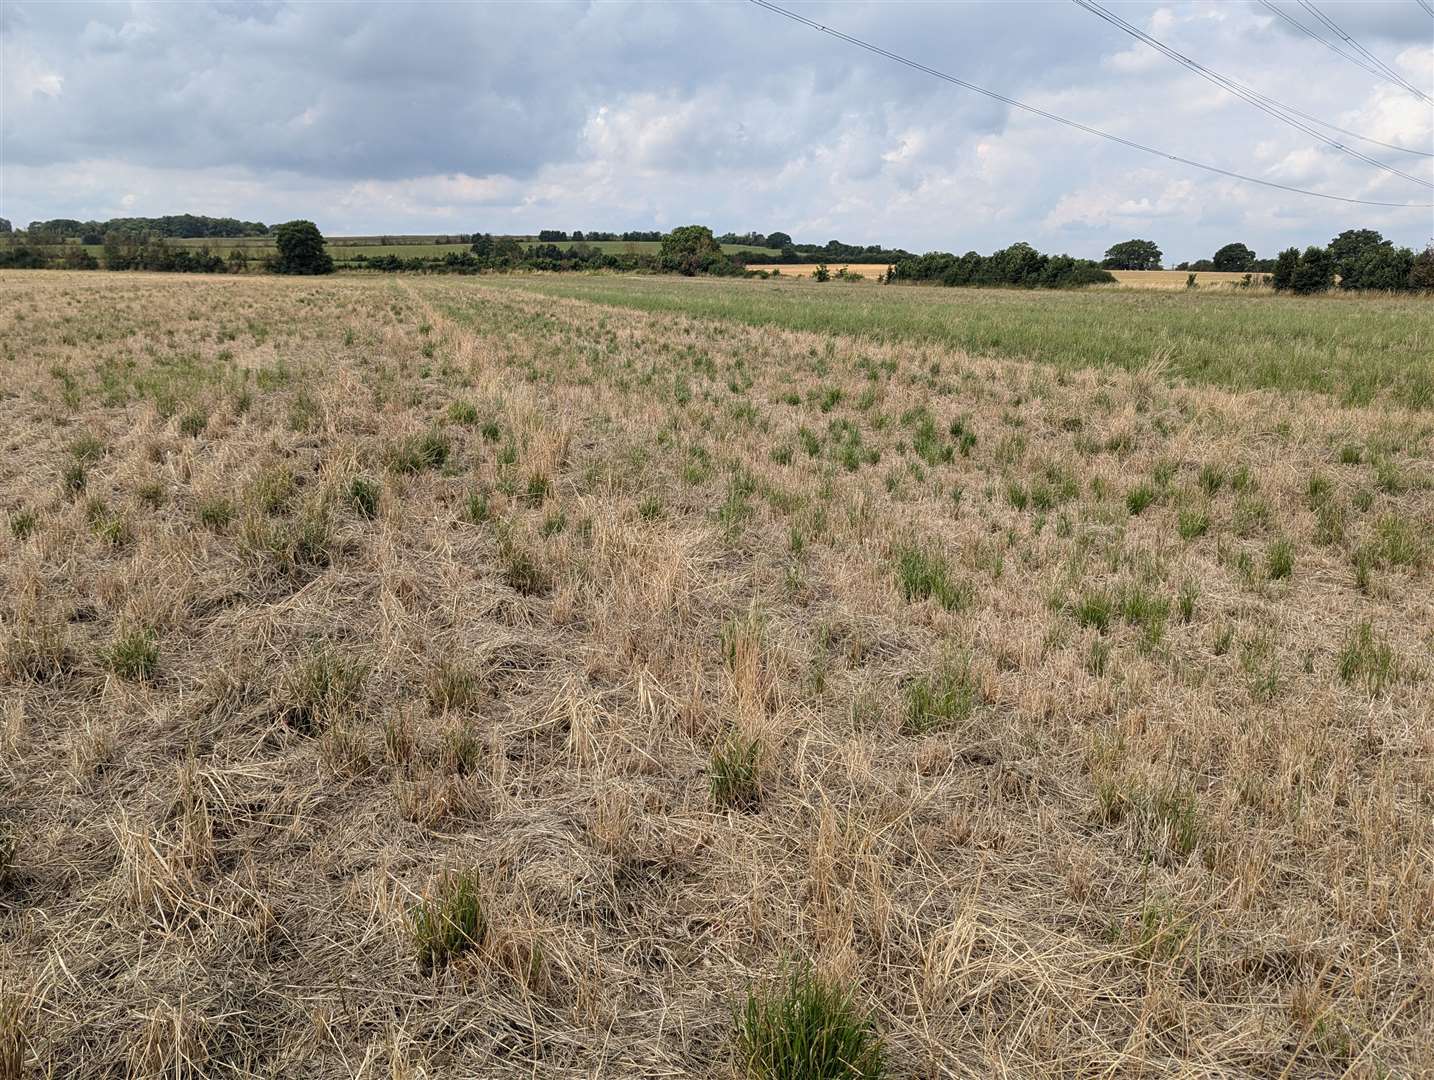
xmin=734 ymin=969 xmax=883 ymax=1080
xmin=411 ymin=870 xmax=486 ymax=972
xmin=272 ymin=220 xmax=334 ymax=275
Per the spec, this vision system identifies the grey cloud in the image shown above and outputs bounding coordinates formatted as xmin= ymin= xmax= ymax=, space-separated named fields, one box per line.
xmin=1 ymin=1 xmax=1429 ymax=258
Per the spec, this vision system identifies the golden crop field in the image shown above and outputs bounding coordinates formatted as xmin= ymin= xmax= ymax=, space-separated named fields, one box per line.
xmin=1109 ymin=270 xmax=1267 ymax=289
xmin=1 ymin=270 xmax=1431 ymax=1078
xmin=759 ymin=263 xmax=894 ymax=279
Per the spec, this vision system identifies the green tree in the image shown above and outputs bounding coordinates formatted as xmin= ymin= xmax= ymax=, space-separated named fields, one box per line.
xmin=659 ymin=225 xmax=727 ymax=275
xmin=1100 ymin=238 xmax=1162 ymax=271
xmin=1343 ymin=245 xmax=1414 ymax=291
xmin=1271 ymin=247 xmax=1300 ymax=291
xmin=1410 ymin=242 xmax=1434 ymax=290
xmin=0 ymin=218 xmax=11 ymax=233
xmin=1290 ymin=246 xmax=1334 ymax=294
xmin=1211 ymin=242 xmax=1256 ymax=272
xmin=764 ymin=231 xmax=792 ymax=249
xmin=273 ymin=220 xmax=333 ymax=275
xmin=1327 ymin=229 xmax=1388 ymax=284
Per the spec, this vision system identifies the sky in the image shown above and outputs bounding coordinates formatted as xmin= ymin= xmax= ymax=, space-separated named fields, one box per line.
xmin=1 ymin=0 xmax=1431 ymax=262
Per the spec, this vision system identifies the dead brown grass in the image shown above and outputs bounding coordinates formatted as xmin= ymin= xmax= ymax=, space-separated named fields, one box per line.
xmin=1 ymin=269 xmax=1431 ymax=1078
xmin=1108 ymin=270 xmax=1267 ymax=290
xmin=756 ymin=263 xmax=893 ymax=280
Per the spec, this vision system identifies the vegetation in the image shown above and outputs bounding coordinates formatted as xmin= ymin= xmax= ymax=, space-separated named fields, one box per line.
xmin=735 ymin=970 xmax=883 ymax=1080
xmin=272 ymin=220 xmax=334 ymax=275
xmin=889 ymin=242 xmax=1115 ymax=288
xmin=490 ymin=274 xmax=1433 ymax=407
xmin=1101 ymin=238 xmax=1162 ymax=270
xmin=1 ymin=268 xmax=1430 ymax=1078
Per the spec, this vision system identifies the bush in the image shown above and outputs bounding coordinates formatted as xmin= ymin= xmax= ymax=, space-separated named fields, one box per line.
xmin=1290 ymin=246 xmax=1334 ymax=294
xmin=1271 ymin=247 xmax=1299 ymax=291
xmin=272 ymin=220 xmax=333 ymax=275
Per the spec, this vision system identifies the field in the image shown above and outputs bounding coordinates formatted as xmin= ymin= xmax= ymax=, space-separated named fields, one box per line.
xmin=1108 ymin=270 xmax=1266 ymax=290
xmin=756 ymin=263 xmax=895 ymax=279
xmin=486 ymin=274 xmax=1433 ymax=408
xmin=1 ymin=269 xmax=1431 ymax=1078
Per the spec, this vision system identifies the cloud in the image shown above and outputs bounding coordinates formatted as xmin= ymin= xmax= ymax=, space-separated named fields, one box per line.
xmin=1 ymin=1 xmax=1429 ymax=259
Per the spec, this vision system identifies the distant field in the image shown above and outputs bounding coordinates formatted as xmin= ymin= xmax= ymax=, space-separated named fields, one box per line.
xmin=1110 ymin=269 xmax=1268 ymax=289
xmin=755 ymin=262 xmax=893 ymax=279
xmin=490 ymin=272 xmax=1434 ymax=408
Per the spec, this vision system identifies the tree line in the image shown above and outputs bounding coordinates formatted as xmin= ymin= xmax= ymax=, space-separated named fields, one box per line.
xmin=21 ymin=214 xmax=270 ymax=245
xmin=4 ymin=213 xmax=1429 ymax=293
xmin=0 ymin=220 xmax=332 ymax=275
xmin=1099 ymin=231 xmax=1432 ymax=292
xmin=888 ymin=243 xmax=1115 ymax=289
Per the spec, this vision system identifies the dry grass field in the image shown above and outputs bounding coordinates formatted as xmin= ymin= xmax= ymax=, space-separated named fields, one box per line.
xmin=756 ymin=264 xmax=895 ymax=280
xmin=1107 ymin=271 xmax=1267 ymax=290
xmin=1 ymin=269 xmax=1431 ymax=1078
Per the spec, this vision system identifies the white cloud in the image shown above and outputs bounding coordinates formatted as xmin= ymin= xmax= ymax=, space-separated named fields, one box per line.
xmin=0 ymin=0 xmax=1429 ymax=257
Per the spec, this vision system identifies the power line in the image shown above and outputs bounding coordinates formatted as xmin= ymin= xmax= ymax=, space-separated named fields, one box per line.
xmin=1296 ymin=0 xmax=1432 ymax=103
xmin=1417 ymin=0 xmax=1434 ymax=19
xmin=748 ymin=0 xmax=1433 ymax=209
xmin=1073 ymin=0 xmax=1432 ymax=186
xmin=1258 ymin=1 xmax=1432 ymax=103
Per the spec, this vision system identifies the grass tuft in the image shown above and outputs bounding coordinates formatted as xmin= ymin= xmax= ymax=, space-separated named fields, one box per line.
xmin=735 ymin=969 xmax=883 ymax=1080
xmin=348 ymin=476 xmax=381 ymax=519
xmin=389 ymin=428 xmax=452 ymax=473
xmin=892 ymin=543 xmax=971 ymax=611
xmin=105 ymin=628 xmax=158 ymax=682
xmin=280 ymin=648 xmax=365 ymax=736
xmin=710 ymin=736 xmax=762 ymax=811
xmin=411 ymin=870 xmax=486 ymax=972
xmin=905 ymin=658 xmax=977 ymax=734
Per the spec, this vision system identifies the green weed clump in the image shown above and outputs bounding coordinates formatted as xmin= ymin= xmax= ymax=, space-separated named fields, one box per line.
xmin=348 ymin=476 xmax=381 ymax=519
xmin=105 ymin=628 xmax=158 ymax=682
xmin=1337 ymin=622 xmax=1396 ymax=696
xmin=905 ymin=659 xmax=977 ymax=734
xmin=178 ymin=409 xmax=208 ymax=437
xmin=281 ymin=649 xmax=366 ymax=735
xmin=389 ymin=428 xmax=451 ymax=473
xmin=1266 ymin=537 xmax=1295 ymax=580
xmin=9 ymin=509 xmax=38 ymax=541
xmin=710 ymin=736 xmax=762 ymax=811
xmin=893 ymin=543 xmax=970 ymax=611
xmin=734 ymin=969 xmax=883 ymax=1080
xmin=198 ymin=497 xmax=234 ymax=530
xmin=411 ymin=870 xmax=486 ymax=972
